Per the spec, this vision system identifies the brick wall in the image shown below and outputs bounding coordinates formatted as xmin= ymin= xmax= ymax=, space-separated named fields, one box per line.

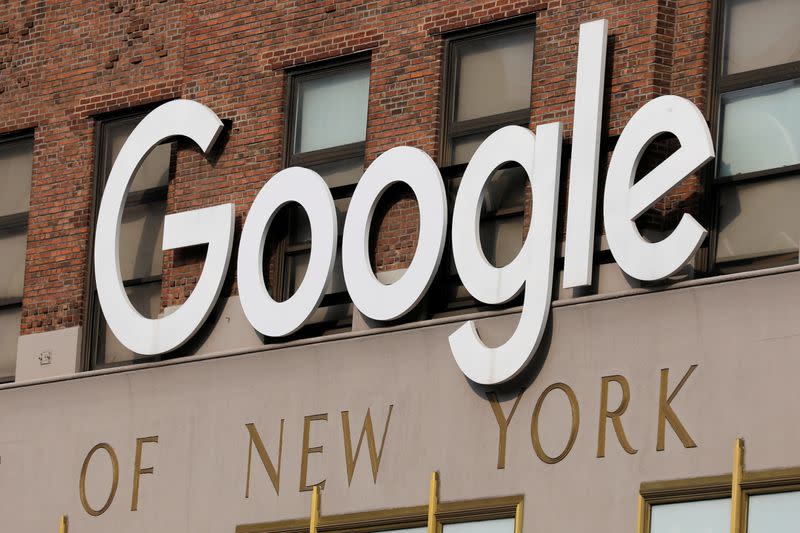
xmin=0 ymin=0 xmax=713 ymax=338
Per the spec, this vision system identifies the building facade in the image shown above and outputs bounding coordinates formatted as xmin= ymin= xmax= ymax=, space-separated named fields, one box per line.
xmin=1 ymin=0 xmax=800 ymax=531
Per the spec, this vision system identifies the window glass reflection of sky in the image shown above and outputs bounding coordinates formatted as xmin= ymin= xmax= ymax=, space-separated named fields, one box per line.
xmin=650 ymin=499 xmax=730 ymax=533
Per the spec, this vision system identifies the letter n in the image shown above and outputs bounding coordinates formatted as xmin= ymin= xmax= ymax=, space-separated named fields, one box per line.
xmin=245 ymin=420 xmax=284 ymax=497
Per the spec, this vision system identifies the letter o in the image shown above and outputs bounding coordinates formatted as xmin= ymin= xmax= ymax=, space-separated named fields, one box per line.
xmin=342 ymin=146 xmax=447 ymax=321
xmin=238 ymin=167 xmax=337 ymax=337
xmin=79 ymin=443 xmax=120 ymax=517
xmin=530 ymin=383 xmax=580 ymax=464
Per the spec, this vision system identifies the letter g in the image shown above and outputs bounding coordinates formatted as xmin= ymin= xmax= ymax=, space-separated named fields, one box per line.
xmin=93 ymin=100 xmax=234 ymax=355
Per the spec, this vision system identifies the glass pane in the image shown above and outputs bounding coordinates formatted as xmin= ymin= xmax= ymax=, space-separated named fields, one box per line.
xmin=305 ymin=300 xmax=352 ymax=326
xmin=102 ymin=282 xmax=161 ymax=364
xmin=289 ymin=204 xmax=311 ymax=245
xmin=650 ymin=499 xmax=730 ymax=533
xmin=0 ymin=305 xmax=21 ymax=378
xmin=482 ymin=165 xmax=527 ymax=212
xmin=723 ymin=0 xmax=800 ymax=75
xmin=479 ymin=165 xmax=526 ymax=267
xmin=107 ymin=119 xmax=171 ymax=192
xmin=287 ymin=245 xmax=346 ymax=296
xmin=481 ymin=215 xmax=524 ymax=268
xmin=747 ymin=491 xmax=800 ymax=533
xmin=285 ymin=248 xmax=351 ymax=327
xmin=455 ymin=27 xmax=534 ymax=122
xmin=0 ymin=136 xmax=33 ymax=217
xmin=719 ymin=79 xmax=800 ymax=177
xmin=286 ymin=251 xmax=309 ymax=296
xmin=119 ymin=199 xmax=166 ymax=281
xmin=294 ymin=63 xmax=370 ymax=153
xmin=716 ymin=175 xmax=800 ymax=263
xmin=310 ymin=157 xmax=363 ymax=189
xmin=443 ymin=518 xmax=515 ymax=533
xmin=289 ymin=198 xmax=349 ymax=245
xmin=452 ymin=132 xmax=490 ymax=165
xmin=0 ymin=225 xmax=27 ymax=300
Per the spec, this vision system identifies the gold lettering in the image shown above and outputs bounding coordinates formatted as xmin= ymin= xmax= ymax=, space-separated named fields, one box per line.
xmin=530 ymin=383 xmax=580 ymax=464
xmin=131 ymin=435 xmax=158 ymax=511
xmin=341 ymin=405 xmax=394 ymax=485
xmin=597 ymin=375 xmax=638 ymax=458
xmin=657 ymin=365 xmax=698 ymax=451
xmin=79 ymin=443 xmax=119 ymax=517
xmin=487 ymin=390 xmax=524 ymax=469
xmin=245 ymin=420 xmax=284 ymax=497
xmin=299 ymin=413 xmax=327 ymax=492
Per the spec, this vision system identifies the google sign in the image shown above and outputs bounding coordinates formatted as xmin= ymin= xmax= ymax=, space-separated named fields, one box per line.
xmin=93 ymin=20 xmax=714 ymax=386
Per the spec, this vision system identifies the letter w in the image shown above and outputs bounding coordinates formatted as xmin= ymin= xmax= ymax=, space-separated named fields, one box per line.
xmin=341 ymin=405 xmax=394 ymax=485
xmin=245 ymin=420 xmax=284 ymax=497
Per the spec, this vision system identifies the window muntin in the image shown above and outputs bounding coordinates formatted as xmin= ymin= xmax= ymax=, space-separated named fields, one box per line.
xmin=713 ymin=0 xmax=800 ymax=272
xmin=87 ymin=113 xmax=173 ymax=368
xmin=722 ymin=0 xmax=800 ymax=76
xmin=0 ymin=134 xmax=33 ymax=382
xmin=281 ymin=57 xmax=370 ymax=332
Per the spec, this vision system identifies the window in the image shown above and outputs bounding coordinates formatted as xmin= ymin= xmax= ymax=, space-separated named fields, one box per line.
xmin=639 ymin=476 xmax=731 ymax=533
xmin=236 ymin=496 xmax=521 ymax=533
xmin=639 ymin=469 xmax=800 ymax=533
xmin=0 ymin=134 xmax=33 ymax=382
xmin=86 ymin=112 xmax=173 ymax=368
xmin=280 ymin=56 xmax=371 ymax=332
xmin=712 ymin=0 xmax=800 ymax=272
xmin=437 ymin=20 xmax=534 ymax=312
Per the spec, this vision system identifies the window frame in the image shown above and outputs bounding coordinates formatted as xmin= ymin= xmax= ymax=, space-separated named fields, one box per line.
xmin=277 ymin=53 xmax=372 ymax=333
xmin=83 ymin=107 xmax=175 ymax=370
xmin=0 ymin=130 xmax=34 ymax=383
xmin=708 ymin=0 xmax=800 ymax=273
xmin=236 ymin=495 xmax=523 ymax=533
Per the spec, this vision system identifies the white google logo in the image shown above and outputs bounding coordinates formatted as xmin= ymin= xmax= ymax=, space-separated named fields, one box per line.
xmin=94 ymin=20 xmax=713 ymax=386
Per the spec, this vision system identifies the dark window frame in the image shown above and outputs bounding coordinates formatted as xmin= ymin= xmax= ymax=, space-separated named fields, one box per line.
xmin=0 ymin=130 xmax=34 ymax=383
xmin=276 ymin=53 xmax=372 ymax=333
xmin=438 ymin=16 xmax=535 ymax=167
xmin=433 ymin=18 xmax=535 ymax=315
xmin=708 ymin=0 xmax=800 ymax=273
xmin=84 ymin=107 xmax=176 ymax=370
